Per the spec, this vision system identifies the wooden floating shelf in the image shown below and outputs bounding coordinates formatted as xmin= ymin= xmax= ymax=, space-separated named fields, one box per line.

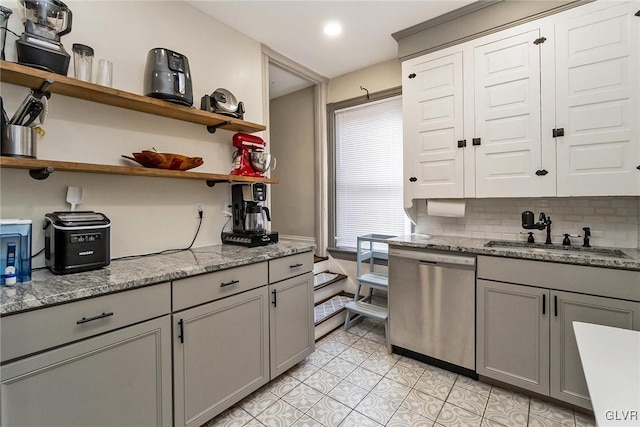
xmin=0 ymin=157 xmax=279 ymax=185
xmin=0 ymin=61 xmax=266 ymax=134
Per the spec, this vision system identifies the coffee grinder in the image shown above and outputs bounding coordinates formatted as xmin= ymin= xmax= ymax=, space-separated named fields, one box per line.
xmin=222 ymin=183 xmax=278 ymax=247
xmin=15 ymin=0 xmax=73 ymax=75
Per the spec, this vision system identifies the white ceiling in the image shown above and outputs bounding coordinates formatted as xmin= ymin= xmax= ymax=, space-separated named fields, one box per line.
xmin=268 ymin=62 xmax=315 ymax=100
xmin=185 ymin=1 xmax=475 ymax=80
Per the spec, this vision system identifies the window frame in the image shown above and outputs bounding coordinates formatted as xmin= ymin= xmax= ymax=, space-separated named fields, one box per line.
xmin=326 ymin=86 xmax=404 ymax=259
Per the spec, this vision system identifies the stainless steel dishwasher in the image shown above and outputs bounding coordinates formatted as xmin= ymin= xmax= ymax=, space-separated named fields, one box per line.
xmin=389 ymin=247 xmax=476 ymax=374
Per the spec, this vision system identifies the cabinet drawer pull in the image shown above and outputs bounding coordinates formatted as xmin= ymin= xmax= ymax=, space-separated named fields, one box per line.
xmin=221 ymin=279 xmax=240 ymax=287
xmin=554 ymin=295 xmax=558 ymax=317
xmin=77 ymin=312 xmax=114 ymax=325
xmin=289 ymin=263 xmax=303 ymax=269
xmin=272 ymin=289 xmax=277 ymax=307
xmin=542 ymin=294 xmax=546 ymax=315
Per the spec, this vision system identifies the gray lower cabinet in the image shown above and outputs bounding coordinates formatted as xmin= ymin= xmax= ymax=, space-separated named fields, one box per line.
xmin=173 ymin=286 xmax=270 ymax=427
xmin=549 ymin=291 xmax=639 ymax=407
xmin=476 ymin=279 xmax=550 ymax=395
xmin=0 ymin=315 xmax=173 ymax=426
xmin=476 ymin=256 xmax=640 ymax=409
xmin=269 ymin=272 xmax=314 ymax=378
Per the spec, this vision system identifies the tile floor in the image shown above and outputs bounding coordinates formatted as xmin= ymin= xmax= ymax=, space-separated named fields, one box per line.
xmin=204 ymin=319 xmax=596 ymax=427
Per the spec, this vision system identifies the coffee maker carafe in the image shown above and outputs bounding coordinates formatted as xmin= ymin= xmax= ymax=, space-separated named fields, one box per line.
xmin=244 ymin=204 xmax=271 ymax=234
xmin=222 ymin=183 xmax=279 ymax=247
xmin=15 ymin=0 xmax=73 ymax=75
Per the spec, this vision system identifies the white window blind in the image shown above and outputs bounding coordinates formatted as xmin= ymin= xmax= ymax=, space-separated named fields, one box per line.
xmin=334 ymin=95 xmax=410 ymax=249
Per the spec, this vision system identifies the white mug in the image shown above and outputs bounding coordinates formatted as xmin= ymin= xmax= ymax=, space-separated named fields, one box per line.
xmin=96 ymin=59 xmax=113 ymax=87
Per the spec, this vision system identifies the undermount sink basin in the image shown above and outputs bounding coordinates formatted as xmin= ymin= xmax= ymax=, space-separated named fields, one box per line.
xmin=484 ymin=240 xmax=631 ymax=259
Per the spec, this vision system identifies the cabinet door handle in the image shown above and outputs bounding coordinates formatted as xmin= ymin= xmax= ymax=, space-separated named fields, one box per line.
xmin=178 ymin=319 xmax=185 ymax=343
xmin=76 ymin=312 xmax=113 ymax=325
xmin=554 ymin=295 xmax=558 ymax=317
xmin=272 ymin=289 xmax=277 ymax=307
xmin=221 ymin=279 xmax=240 ymax=287
xmin=409 ymin=177 xmax=417 ymax=182
xmin=542 ymin=294 xmax=546 ymax=315
xmin=290 ymin=263 xmax=303 ymax=269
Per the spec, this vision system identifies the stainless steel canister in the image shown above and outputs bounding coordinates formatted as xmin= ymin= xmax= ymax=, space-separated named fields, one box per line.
xmin=1 ymin=124 xmax=37 ymax=158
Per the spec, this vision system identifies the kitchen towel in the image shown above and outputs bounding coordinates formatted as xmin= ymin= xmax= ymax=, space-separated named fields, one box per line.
xmin=426 ymin=199 xmax=466 ymax=217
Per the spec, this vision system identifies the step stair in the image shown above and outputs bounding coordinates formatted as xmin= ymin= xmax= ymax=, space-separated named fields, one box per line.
xmin=312 ymin=269 xmax=348 ymax=341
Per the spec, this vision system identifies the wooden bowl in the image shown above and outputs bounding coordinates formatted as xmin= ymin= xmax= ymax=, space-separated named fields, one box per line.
xmin=122 ymin=151 xmax=204 ymax=171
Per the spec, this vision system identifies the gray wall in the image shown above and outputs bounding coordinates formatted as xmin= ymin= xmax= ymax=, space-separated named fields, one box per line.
xmin=270 ymin=87 xmax=315 ymax=239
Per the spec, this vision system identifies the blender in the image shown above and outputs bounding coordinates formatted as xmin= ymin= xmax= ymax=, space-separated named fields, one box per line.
xmin=15 ymin=0 xmax=73 ymax=75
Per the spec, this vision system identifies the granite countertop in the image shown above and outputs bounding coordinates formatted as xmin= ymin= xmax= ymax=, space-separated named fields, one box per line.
xmin=386 ymin=234 xmax=640 ymax=271
xmin=0 ymin=241 xmax=314 ymax=316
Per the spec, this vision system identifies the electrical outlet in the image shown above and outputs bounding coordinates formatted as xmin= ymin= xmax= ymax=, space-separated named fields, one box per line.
xmin=196 ymin=202 xmax=205 ymax=218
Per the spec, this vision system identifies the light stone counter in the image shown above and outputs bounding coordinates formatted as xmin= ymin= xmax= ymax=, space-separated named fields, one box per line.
xmin=0 ymin=241 xmax=314 ymax=316
xmin=386 ymin=234 xmax=640 ymax=271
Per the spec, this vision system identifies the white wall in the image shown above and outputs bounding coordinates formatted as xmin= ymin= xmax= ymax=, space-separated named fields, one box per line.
xmin=327 ymin=59 xmax=401 ymax=103
xmin=0 ymin=1 xmax=264 ymax=266
xmin=270 ymin=86 xmax=315 ymax=239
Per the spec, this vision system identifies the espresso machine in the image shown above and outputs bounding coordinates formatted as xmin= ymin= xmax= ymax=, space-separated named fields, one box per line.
xmin=15 ymin=0 xmax=73 ymax=75
xmin=222 ymin=183 xmax=278 ymax=247
xmin=230 ymin=132 xmax=276 ymax=177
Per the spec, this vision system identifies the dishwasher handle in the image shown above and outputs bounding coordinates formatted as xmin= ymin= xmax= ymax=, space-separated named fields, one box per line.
xmin=389 ymin=248 xmax=476 ymax=267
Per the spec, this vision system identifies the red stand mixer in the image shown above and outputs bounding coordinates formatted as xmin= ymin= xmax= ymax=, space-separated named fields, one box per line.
xmin=231 ymin=133 xmax=276 ymax=177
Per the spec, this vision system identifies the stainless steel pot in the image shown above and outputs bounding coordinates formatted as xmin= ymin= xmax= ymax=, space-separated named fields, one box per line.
xmin=1 ymin=124 xmax=37 ymax=158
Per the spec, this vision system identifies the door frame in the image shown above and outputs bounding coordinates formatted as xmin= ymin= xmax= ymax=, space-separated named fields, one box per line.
xmin=261 ymin=45 xmax=330 ymax=256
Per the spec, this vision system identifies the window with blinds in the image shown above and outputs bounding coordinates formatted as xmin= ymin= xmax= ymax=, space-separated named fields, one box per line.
xmin=334 ymin=95 xmax=410 ymax=249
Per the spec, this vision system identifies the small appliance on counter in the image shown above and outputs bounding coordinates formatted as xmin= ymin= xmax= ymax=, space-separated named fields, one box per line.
xmin=230 ymin=132 xmax=276 ymax=177
xmin=15 ymin=0 xmax=73 ymax=75
xmin=201 ymin=88 xmax=244 ymax=119
xmin=0 ymin=219 xmax=32 ymax=285
xmin=222 ymin=183 xmax=278 ymax=247
xmin=44 ymin=211 xmax=110 ymax=275
xmin=144 ymin=48 xmax=193 ymax=107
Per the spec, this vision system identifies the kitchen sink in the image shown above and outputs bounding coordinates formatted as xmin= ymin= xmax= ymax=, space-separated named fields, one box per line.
xmin=484 ymin=240 xmax=631 ymax=259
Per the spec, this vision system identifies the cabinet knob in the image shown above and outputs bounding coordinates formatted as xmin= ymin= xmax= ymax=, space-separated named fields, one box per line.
xmin=408 ymin=73 xmax=417 ymax=79
xmin=409 ymin=177 xmax=417 ymax=182
xmin=536 ymin=169 xmax=549 ymax=176
xmin=472 ymin=138 xmax=481 ymax=146
xmin=552 ymin=128 xmax=565 ymax=138
xmin=457 ymin=140 xmax=467 ymax=148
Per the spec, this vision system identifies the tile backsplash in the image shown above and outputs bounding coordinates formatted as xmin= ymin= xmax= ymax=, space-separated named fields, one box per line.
xmin=415 ymin=197 xmax=640 ymax=249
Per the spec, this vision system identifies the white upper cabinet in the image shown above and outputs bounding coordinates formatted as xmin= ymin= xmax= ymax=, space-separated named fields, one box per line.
xmin=402 ymin=0 xmax=640 ymax=200
xmin=473 ymin=29 xmax=546 ymax=197
xmin=554 ymin=1 xmax=640 ymax=196
xmin=403 ymin=51 xmax=465 ymax=202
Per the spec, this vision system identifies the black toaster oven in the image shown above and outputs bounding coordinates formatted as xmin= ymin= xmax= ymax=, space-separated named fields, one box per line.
xmin=44 ymin=211 xmax=110 ymax=275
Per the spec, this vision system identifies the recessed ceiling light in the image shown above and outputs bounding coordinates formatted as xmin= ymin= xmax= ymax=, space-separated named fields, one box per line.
xmin=323 ymin=22 xmax=342 ymax=37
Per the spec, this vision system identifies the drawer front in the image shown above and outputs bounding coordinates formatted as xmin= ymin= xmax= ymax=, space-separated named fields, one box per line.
xmin=1 ymin=282 xmax=171 ymax=363
xmin=173 ymin=262 xmax=268 ymax=311
xmin=477 ymin=255 xmax=640 ymax=301
xmin=269 ymin=252 xmax=314 ymax=284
